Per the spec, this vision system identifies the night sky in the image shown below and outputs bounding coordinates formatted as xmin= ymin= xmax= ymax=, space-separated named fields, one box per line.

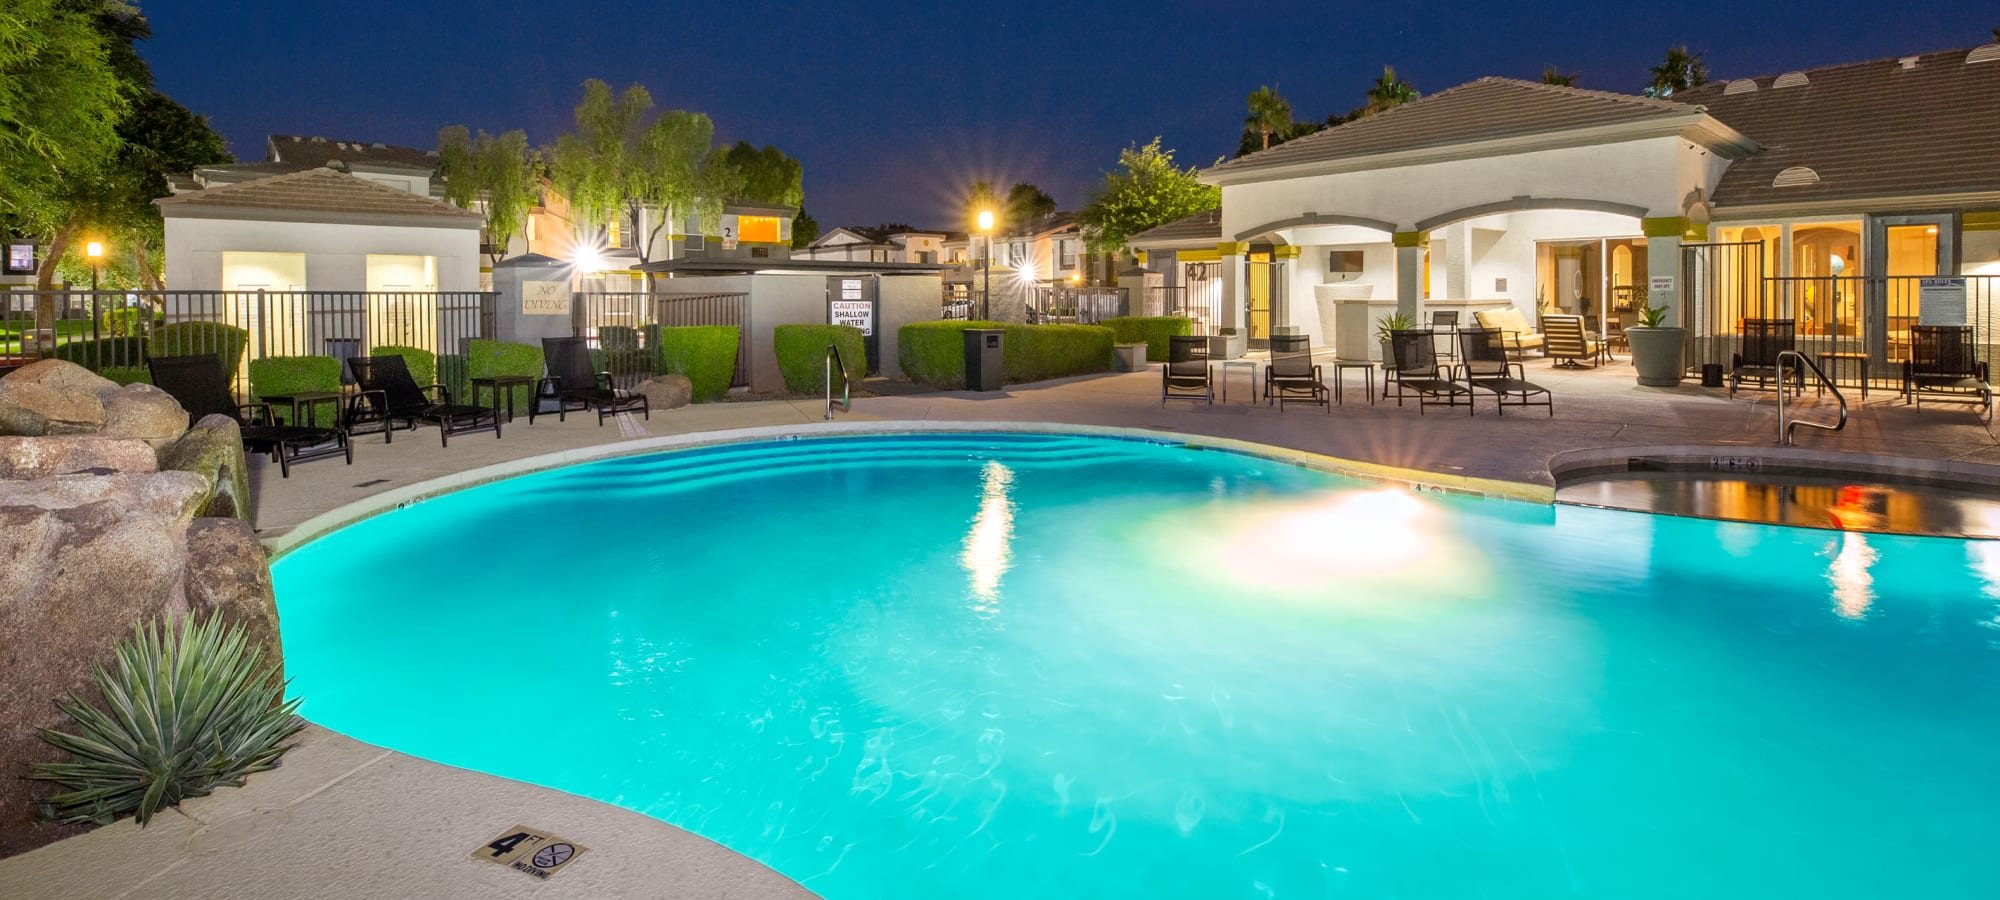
xmin=144 ymin=1 xmax=1994 ymax=230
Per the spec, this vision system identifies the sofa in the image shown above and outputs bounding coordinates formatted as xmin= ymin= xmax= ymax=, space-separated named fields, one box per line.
xmin=1473 ymin=307 xmax=1545 ymax=357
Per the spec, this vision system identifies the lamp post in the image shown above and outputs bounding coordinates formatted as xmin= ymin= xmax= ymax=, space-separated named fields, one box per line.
xmin=85 ymin=240 xmax=104 ymax=293
xmin=977 ymin=210 xmax=994 ymax=321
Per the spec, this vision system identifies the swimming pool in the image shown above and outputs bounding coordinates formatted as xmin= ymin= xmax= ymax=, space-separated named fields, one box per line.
xmin=273 ymin=431 xmax=2000 ymax=899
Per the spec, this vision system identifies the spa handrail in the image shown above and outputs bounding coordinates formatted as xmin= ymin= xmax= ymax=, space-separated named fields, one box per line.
xmin=824 ymin=342 xmax=851 ymax=420
xmin=1776 ymin=350 xmax=1846 ymax=446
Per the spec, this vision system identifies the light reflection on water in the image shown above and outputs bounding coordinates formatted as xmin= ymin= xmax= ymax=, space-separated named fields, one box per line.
xmin=961 ymin=461 xmax=1014 ymax=617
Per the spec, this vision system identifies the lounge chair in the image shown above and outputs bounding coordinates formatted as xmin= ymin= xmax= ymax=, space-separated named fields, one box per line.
xmin=1542 ymin=314 xmax=1608 ymax=368
xmin=1428 ymin=309 xmax=1460 ymax=361
xmin=147 ymin=354 xmax=351 ymax=478
xmin=1262 ymin=333 xmax=1328 ymax=413
xmin=345 ymin=354 xmax=501 ymax=446
xmin=1162 ymin=334 xmax=1212 ymax=406
xmin=1903 ymin=324 xmax=1992 ymax=420
xmin=535 ymin=337 xmax=650 ymax=426
xmin=1458 ymin=326 xmax=1552 ymax=416
xmin=1472 ymin=307 xmax=1545 ymax=359
xmin=1730 ymin=318 xmax=1804 ymax=397
xmin=1387 ymin=329 xmax=1469 ymax=414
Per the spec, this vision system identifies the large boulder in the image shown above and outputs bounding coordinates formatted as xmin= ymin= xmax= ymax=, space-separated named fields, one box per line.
xmin=0 ymin=471 xmax=211 ymax=856
xmin=0 ymin=360 xmax=117 ymax=436
xmin=0 ymin=435 xmax=158 ymax=479
xmin=181 ymin=518 xmax=283 ymax=678
xmin=157 ymin=414 xmax=252 ymax=523
xmin=100 ymin=383 xmax=189 ymax=449
xmin=637 ymin=374 xmax=693 ymax=411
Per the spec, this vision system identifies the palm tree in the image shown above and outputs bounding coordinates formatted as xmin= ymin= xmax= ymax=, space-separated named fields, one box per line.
xmin=1645 ymin=46 xmax=1709 ymax=97
xmin=1244 ymin=85 xmax=1293 ymax=152
xmin=1364 ymin=66 xmax=1419 ymax=115
xmin=1541 ymin=66 xmax=1578 ymax=87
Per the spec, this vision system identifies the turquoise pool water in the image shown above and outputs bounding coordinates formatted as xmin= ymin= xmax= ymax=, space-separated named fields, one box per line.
xmin=273 ymin=433 xmax=2000 ymax=899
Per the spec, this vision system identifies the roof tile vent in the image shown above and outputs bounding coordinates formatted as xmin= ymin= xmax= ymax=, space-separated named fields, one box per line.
xmin=309 ymin=136 xmax=327 ymax=143
xmin=1772 ymin=166 xmax=1820 ymax=188
xmin=1772 ymin=71 xmax=1810 ymax=88
xmin=1898 ymin=56 xmax=1920 ymax=70
xmin=1723 ymin=79 xmax=1759 ymax=95
xmin=1968 ymin=44 xmax=2000 ymax=65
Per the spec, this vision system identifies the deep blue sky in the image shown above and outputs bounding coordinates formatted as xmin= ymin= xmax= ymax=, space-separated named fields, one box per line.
xmin=143 ymin=1 xmax=1994 ymax=229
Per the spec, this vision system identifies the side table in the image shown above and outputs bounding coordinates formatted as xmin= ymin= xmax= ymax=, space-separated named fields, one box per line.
xmin=1219 ymin=360 xmax=1259 ymax=403
xmin=1817 ymin=351 xmax=1868 ymax=400
xmin=259 ymin=390 xmax=343 ymax=428
xmin=472 ymin=375 xmax=536 ymax=422
xmin=1332 ymin=360 xmax=1375 ymax=405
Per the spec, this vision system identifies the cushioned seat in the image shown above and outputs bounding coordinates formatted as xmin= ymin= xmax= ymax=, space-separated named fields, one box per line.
xmin=1473 ymin=307 xmax=1545 ymax=357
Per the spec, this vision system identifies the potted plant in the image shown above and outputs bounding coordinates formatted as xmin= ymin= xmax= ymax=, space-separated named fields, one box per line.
xmin=1626 ymin=302 xmax=1686 ymax=387
xmin=1375 ymin=311 xmax=1416 ymax=366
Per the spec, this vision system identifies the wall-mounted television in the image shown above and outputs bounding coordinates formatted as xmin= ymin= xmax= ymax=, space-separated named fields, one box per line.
xmin=1328 ymin=250 xmax=1364 ymax=274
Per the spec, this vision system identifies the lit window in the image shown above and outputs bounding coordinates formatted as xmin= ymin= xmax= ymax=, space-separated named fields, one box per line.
xmin=737 ymin=216 xmax=780 ymax=244
xmin=5 ymin=244 xmax=32 ymax=274
xmin=605 ymin=217 xmax=624 ymax=249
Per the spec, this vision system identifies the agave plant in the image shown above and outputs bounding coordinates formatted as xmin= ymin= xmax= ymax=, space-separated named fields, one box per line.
xmin=33 ymin=615 xmax=304 ymax=826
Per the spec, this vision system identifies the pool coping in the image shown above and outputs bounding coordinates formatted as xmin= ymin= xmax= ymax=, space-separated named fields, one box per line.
xmin=262 ymin=419 xmax=1556 ymax=559
xmin=1549 ymin=444 xmax=2000 ymax=492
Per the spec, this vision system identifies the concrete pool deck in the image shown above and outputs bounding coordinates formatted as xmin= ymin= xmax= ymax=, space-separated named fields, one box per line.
xmin=6 ymin=358 xmax=1997 ymax=899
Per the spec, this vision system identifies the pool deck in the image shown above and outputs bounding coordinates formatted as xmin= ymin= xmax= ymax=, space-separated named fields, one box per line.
xmin=7 ymin=357 xmax=1997 ymax=899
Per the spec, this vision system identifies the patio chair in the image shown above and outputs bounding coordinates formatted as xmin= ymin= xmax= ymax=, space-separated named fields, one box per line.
xmin=1162 ymin=334 xmax=1212 ymax=406
xmin=1902 ymin=325 xmax=1992 ymax=420
xmin=1262 ymin=333 xmax=1328 ymax=413
xmin=1730 ymin=318 xmax=1804 ymax=398
xmin=1542 ymin=314 xmax=1608 ymax=368
xmin=1428 ymin=309 xmax=1460 ymax=361
xmin=147 ymin=354 xmax=351 ymax=478
xmin=1387 ymin=329 xmax=1469 ymax=414
xmin=1472 ymin=307 xmax=1544 ymax=359
xmin=535 ymin=336 xmax=650 ymax=426
xmin=344 ymin=354 xmax=500 ymax=447
xmin=1458 ymin=326 xmax=1552 ymax=417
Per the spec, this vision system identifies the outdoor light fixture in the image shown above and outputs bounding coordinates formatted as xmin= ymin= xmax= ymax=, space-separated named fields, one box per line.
xmin=977 ymin=210 xmax=995 ymax=320
xmin=85 ymin=241 xmax=103 ymax=258
xmin=571 ymin=244 xmax=604 ymax=276
xmin=85 ymin=240 xmax=104 ymax=292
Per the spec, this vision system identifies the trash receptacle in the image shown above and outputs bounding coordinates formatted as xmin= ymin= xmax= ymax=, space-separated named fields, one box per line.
xmin=1700 ymin=362 xmax=1724 ymax=387
xmin=964 ymin=328 xmax=1006 ymax=391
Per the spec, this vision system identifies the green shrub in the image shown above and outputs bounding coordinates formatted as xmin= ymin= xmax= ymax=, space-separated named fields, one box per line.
xmin=248 ymin=356 xmax=342 ymax=426
xmin=99 ymin=366 xmax=152 ymax=386
xmin=1100 ymin=316 xmax=1192 ymax=362
xmin=656 ymin=325 xmax=738 ymax=401
xmin=773 ymin=324 xmax=865 ymax=394
xmin=52 ymin=336 xmax=147 ymax=370
xmin=368 ymin=344 xmax=437 ymax=388
xmin=33 ymin=615 xmax=304 ymax=826
xmin=897 ymin=320 xmax=1116 ymax=388
xmin=99 ymin=307 xmax=146 ymax=337
xmin=149 ymin=322 xmax=248 ymax=373
xmin=465 ymin=339 xmax=544 ymax=412
xmin=437 ymin=354 xmax=470 ymax=406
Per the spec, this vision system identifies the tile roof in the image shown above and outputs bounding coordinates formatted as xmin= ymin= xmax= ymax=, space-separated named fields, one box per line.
xmin=268 ymin=135 xmax=440 ymax=171
xmin=1672 ymin=46 xmax=2000 ymax=208
xmin=1208 ymin=78 xmax=1703 ymax=177
xmin=1129 ymin=209 xmax=1222 ymax=246
xmin=155 ymin=167 xmax=483 ymax=227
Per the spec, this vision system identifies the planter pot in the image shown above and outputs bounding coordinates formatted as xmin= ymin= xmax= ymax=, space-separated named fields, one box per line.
xmin=1627 ymin=326 xmax=1687 ymax=387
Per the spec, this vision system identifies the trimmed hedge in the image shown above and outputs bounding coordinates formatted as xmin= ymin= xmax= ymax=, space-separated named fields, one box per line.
xmin=369 ymin=344 xmax=437 ymax=389
xmin=99 ymin=366 xmax=152 ymax=386
xmin=657 ymin=325 xmax=738 ymax=402
xmin=898 ymin=320 xmax=1116 ymax=388
xmin=248 ymin=356 xmax=342 ymax=426
xmin=151 ymin=322 xmax=248 ymax=373
xmin=52 ymin=336 xmax=147 ymax=370
xmin=1100 ymin=316 xmax=1192 ymax=362
xmin=438 ymin=354 xmax=470 ymax=406
xmin=773 ymin=324 xmax=865 ymax=395
xmin=466 ymin=339 xmax=544 ymax=412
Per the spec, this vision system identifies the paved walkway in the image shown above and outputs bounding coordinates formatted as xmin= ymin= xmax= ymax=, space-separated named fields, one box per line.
xmin=9 ymin=358 xmax=1995 ymax=900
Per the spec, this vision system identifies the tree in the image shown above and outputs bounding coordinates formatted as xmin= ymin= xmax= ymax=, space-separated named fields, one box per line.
xmin=550 ymin=79 xmax=651 ymax=240
xmin=1077 ymin=138 xmax=1220 ymax=254
xmin=1244 ymin=85 xmax=1293 ymax=152
xmin=437 ymin=126 xmax=539 ymax=266
xmin=1005 ymin=182 xmax=1056 ymax=228
xmin=723 ymin=142 xmax=803 ymax=209
xmin=790 ymin=206 xmax=819 ymax=249
xmin=629 ymin=111 xmax=738 ymax=266
xmin=1364 ymin=66 xmax=1419 ymax=114
xmin=1644 ymin=46 xmax=1708 ymax=97
xmin=0 ymin=0 xmax=128 ymax=235
xmin=1541 ymin=66 xmax=1578 ymax=87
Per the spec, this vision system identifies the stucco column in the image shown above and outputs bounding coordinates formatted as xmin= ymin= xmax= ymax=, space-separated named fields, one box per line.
xmin=1392 ymin=231 xmax=1424 ymax=320
xmin=1641 ymin=217 xmax=1690 ymax=327
xmin=1274 ymin=245 xmax=1300 ymax=339
xmin=1218 ymin=242 xmax=1247 ymax=333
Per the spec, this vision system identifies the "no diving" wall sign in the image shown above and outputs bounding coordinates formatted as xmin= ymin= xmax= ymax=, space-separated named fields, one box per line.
xmin=472 ymin=824 xmax=590 ymax=880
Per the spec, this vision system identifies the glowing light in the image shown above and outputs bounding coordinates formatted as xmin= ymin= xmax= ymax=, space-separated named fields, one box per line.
xmin=977 ymin=210 xmax=995 ymax=232
xmin=1206 ymin=488 xmax=1435 ymax=590
xmin=1069 ymin=272 xmax=1081 ymax=284
xmin=84 ymin=241 xmax=103 ymax=258
xmin=1827 ymin=532 xmax=1876 ymax=620
xmin=961 ymin=461 xmax=1015 ymax=612
xmin=572 ymin=244 xmax=604 ymax=274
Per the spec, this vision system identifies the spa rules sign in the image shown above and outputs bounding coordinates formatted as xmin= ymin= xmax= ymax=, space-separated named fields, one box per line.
xmin=522 ymin=281 xmax=569 ymax=316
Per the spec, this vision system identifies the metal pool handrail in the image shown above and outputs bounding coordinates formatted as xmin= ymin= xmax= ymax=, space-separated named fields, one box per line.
xmin=824 ymin=342 xmax=851 ymax=420
xmin=1776 ymin=349 xmax=1847 ymax=446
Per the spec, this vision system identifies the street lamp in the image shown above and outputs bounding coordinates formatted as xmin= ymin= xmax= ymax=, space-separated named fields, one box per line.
xmin=976 ymin=210 xmax=994 ymax=320
xmin=85 ymin=240 xmax=104 ymax=293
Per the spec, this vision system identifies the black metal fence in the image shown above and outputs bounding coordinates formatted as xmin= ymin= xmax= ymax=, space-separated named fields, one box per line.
xmin=1 ymin=289 xmax=494 ymax=394
xmin=1030 ymin=285 xmax=1127 ymax=324
xmin=572 ymin=290 xmax=751 ymax=389
xmin=941 ymin=284 xmax=974 ymax=320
